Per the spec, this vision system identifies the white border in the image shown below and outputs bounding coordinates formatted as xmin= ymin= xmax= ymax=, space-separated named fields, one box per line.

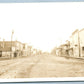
xmin=0 ymin=2 xmax=84 ymax=82
xmin=0 ymin=77 xmax=84 ymax=82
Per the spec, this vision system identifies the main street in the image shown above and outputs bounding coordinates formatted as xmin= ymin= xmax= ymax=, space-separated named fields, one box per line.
xmin=0 ymin=55 xmax=84 ymax=78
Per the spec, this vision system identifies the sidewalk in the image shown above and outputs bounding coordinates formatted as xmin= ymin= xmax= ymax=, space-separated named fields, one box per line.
xmin=0 ymin=55 xmax=30 ymax=61
xmin=60 ymin=55 xmax=84 ymax=61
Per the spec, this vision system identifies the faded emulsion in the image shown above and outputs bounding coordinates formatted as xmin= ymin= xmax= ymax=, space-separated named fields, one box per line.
xmin=0 ymin=2 xmax=84 ymax=80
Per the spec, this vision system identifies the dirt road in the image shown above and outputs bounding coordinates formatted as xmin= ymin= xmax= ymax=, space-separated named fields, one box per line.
xmin=0 ymin=55 xmax=84 ymax=78
xmin=0 ymin=56 xmax=39 ymax=78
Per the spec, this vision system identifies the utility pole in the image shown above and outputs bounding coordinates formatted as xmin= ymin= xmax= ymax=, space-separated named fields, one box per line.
xmin=59 ymin=37 xmax=62 ymax=56
xmin=11 ymin=30 xmax=14 ymax=58
xmin=78 ymin=31 xmax=80 ymax=57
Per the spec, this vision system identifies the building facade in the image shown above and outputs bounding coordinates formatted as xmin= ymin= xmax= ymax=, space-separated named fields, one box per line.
xmin=79 ymin=28 xmax=84 ymax=57
xmin=56 ymin=47 xmax=62 ymax=56
xmin=22 ymin=43 xmax=28 ymax=56
xmin=69 ymin=29 xmax=79 ymax=57
xmin=56 ymin=28 xmax=84 ymax=58
xmin=61 ymin=44 xmax=69 ymax=56
xmin=0 ymin=41 xmax=23 ymax=58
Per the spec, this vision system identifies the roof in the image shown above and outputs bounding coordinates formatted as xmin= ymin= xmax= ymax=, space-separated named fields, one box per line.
xmin=79 ymin=28 xmax=84 ymax=32
xmin=60 ymin=43 xmax=70 ymax=47
xmin=72 ymin=29 xmax=79 ymax=35
xmin=61 ymin=44 xmax=68 ymax=46
xmin=0 ymin=41 xmax=22 ymax=44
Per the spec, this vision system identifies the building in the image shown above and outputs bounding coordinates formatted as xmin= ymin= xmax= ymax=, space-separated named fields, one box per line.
xmin=31 ymin=48 xmax=37 ymax=56
xmin=69 ymin=35 xmax=73 ymax=57
xmin=55 ymin=28 xmax=84 ymax=58
xmin=69 ymin=28 xmax=84 ymax=58
xmin=22 ymin=43 xmax=28 ymax=56
xmin=69 ymin=29 xmax=79 ymax=57
xmin=27 ymin=46 xmax=32 ymax=56
xmin=56 ymin=47 xmax=62 ymax=56
xmin=0 ymin=41 xmax=23 ymax=58
xmin=79 ymin=28 xmax=84 ymax=57
xmin=56 ymin=40 xmax=70 ymax=56
xmin=0 ymin=47 xmax=11 ymax=58
xmin=61 ymin=44 xmax=70 ymax=56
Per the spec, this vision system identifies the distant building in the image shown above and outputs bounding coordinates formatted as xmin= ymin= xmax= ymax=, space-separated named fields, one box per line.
xmin=61 ymin=44 xmax=70 ymax=56
xmin=32 ymin=48 xmax=37 ymax=56
xmin=27 ymin=46 xmax=32 ymax=56
xmin=56 ymin=40 xmax=70 ymax=56
xmin=56 ymin=47 xmax=62 ymax=56
xmin=0 ymin=41 xmax=23 ymax=58
xmin=22 ymin=43 xmax=28 ymax=56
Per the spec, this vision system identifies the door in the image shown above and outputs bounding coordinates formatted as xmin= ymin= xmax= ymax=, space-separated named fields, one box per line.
xmin=0 ymin=51 xmax=2 ymax=57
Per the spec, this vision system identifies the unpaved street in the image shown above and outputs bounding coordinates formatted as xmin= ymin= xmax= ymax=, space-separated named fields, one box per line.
xmin=0 ymin=56 xmax=40 ymax=78
xmin=0 ymin=55 xmax=84 ymax=78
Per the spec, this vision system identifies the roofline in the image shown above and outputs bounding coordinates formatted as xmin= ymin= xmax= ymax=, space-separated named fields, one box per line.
xmin=72 ymin=29 xmax=79 ymax=35
xmin=0 ymin=41 xmax=22 ymax=44
xmin=79 ymin=28 xmax=84 ymax=32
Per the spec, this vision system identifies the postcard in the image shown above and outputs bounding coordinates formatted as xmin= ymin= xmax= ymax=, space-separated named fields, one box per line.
xmin=0 ymin=2 xmax=84 ymax=82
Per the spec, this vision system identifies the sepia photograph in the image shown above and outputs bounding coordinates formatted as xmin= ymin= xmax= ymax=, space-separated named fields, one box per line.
xmin=0 ymin=2 xmax=84 ymax=81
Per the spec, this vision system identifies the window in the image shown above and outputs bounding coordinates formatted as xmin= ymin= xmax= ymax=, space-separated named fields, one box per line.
xmin=82 ymin=47 xmax=84 ymax=51
xmin=23 ymin=45 xmax=25 ymax=49
xmin=75 ymin=44 xmax=78 ymax=47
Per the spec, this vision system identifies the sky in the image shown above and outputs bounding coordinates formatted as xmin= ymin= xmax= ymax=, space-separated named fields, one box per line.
xmin=0 ymin=2 xmax=84 ymax=52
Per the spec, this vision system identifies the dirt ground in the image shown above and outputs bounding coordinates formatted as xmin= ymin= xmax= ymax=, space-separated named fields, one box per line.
xmin=0 ymin=55 xmax=84 ymax=78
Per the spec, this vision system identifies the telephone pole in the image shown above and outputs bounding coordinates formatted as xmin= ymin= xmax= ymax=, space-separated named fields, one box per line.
xmin=78 ymin=31 xmax=80 ymax=57
xmin=11 ymin=30 xmax=14 ymax=58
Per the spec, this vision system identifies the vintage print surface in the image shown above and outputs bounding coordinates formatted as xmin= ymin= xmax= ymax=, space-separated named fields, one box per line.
xmin=0 ymin=2 xmax=84 ymax=79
